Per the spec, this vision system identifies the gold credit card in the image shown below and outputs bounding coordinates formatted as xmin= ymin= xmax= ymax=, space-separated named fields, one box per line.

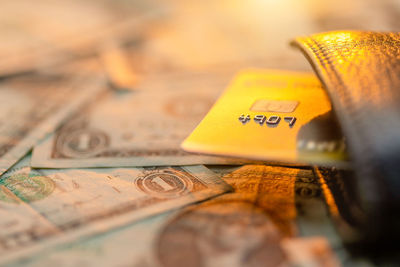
xmin=182 ymin=69 xmax=349 ymax=167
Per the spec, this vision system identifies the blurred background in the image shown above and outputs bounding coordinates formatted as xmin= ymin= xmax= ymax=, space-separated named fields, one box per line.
xmin=1 ymin=0 xmax=399 ymax=79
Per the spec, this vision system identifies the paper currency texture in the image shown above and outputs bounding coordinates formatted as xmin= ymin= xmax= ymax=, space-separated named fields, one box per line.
xmin=32 ymin=73 xmax=249 ymax=168
xmin=0 ymin=155 xmax=230 ymax=264
xmin=0 ymin=69 xmax=106 ymax=176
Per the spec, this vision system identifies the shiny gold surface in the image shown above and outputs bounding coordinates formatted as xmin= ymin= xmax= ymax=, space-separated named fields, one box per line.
xmin=182 ymin=69 xmax=348 ymax=166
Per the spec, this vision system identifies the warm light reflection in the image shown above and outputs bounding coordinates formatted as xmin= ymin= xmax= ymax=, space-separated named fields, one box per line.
xmin=314 ymin=168 xmax=339 ymax=217
xmin=182 ymin=69 xmax=348 ymax=165
xmin=220 ymin=165 xmax=299 ymax=236
xmin=299 ymin=31 xmax=398 ymax=108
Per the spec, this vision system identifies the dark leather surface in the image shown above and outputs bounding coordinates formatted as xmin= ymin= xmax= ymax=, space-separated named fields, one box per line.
xmin=292 ymin=31 xmax=400 ymax=244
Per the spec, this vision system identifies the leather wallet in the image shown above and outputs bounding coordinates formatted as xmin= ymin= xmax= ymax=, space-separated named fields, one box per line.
xmin=292 ymin=31 xmax=400 ymax=248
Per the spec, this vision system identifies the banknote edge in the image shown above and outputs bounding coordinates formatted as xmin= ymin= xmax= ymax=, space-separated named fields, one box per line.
xmin=0 ymin=74 xmax=108 ymax=178
xmin=0 ymin=165 xmax=230 ymax=265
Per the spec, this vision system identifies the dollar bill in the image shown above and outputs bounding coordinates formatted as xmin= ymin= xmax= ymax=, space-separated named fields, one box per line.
xmin=0 ymin=154 xmax=230 ymax=265
xmin=0 ymin=68 xmax=107 ymax=176
xmin=8 ymin=165 xmax=375 ymax=267
xmin=31 ymin=72 xmax=251 ymax=168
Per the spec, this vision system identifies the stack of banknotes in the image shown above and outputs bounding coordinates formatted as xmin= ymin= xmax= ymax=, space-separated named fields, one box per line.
xmin=1 ymin=0 xmax=399 ymax=266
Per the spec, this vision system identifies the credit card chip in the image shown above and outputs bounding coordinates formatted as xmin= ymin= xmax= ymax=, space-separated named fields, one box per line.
xmin=250 ymin=99 xmax=298 ymax=113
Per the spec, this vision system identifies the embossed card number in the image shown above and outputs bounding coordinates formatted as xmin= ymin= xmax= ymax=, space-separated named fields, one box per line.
xmin=239 ymin=114 xmax=296 ymax=127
